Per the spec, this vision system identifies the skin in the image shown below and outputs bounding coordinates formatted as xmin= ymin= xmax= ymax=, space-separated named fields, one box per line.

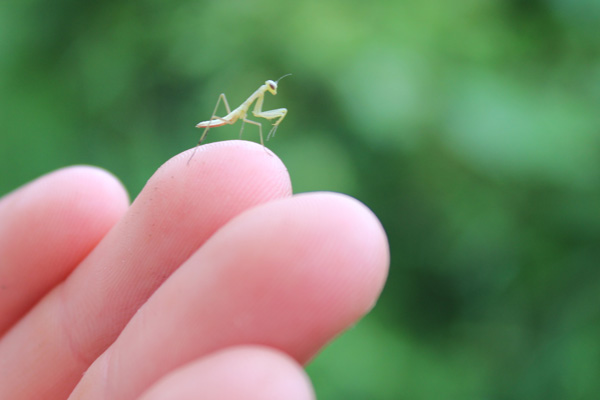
xmin=0 ymin=141 xmax=389 ymax=400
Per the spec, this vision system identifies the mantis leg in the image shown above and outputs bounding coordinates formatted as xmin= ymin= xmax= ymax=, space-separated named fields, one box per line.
xmin=251 ymin=91 xmax=288 ymax=141
xmin=241 ymin=118 xmax=265 ymax=146
xmin=239 ymin=119 xmax=246 ymax=139
xmin=198 ymin=93 xmax=232 ymax=145
xmin=188 ymin=93 xmax=233 ymax=164
xmin=252 ymin=108 xmax=288 ymax=140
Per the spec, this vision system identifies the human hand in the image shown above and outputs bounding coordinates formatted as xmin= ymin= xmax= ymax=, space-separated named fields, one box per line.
xmin=0 ymin=141 xmax=389 ymax=400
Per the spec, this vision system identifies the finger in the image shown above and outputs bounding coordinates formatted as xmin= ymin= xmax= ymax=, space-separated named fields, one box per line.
xmin=0 ymin=166 xmax=128 ymax=334
xmin=0 ymin=141 xmax=292 ymax=400
xmin=137 ymin=346 xmax=314 ymax=400
xmin=70 ymin=192 xmax=389 ymax=400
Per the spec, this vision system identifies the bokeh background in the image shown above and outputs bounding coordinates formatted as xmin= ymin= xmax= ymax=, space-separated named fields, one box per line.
xmin=1 ymin=0 xmax=600 ymax=398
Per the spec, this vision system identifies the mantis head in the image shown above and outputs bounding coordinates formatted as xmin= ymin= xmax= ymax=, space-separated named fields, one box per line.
xmin=265 ymin=80 xmax=278 ymax=95
xmin=265 ymin=73 xmax=292 ymax=95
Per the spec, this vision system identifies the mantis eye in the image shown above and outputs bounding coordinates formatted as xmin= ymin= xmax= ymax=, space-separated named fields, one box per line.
xmin=269 ymin=82 xmax=276 ymax=90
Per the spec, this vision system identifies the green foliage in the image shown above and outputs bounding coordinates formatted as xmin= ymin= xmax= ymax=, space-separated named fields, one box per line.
xmin=1 ymin=0 xmax=599 ymax=398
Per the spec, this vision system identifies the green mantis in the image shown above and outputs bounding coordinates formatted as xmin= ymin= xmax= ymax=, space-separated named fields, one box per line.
xmin=188 ymin=74 xmax=291 ymax=163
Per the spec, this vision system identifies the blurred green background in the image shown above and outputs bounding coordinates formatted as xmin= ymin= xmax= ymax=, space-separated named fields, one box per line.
xmin=1 ymin=0 xmax=600 ymax=398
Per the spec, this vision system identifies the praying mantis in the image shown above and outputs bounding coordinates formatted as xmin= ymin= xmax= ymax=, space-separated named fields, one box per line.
xmin=188 ymin=74 xmax=291 ymax=163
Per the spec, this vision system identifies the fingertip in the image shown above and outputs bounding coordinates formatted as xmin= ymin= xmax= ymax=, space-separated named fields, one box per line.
xmin=278 ymin=192 xmax=390 ymax=343
xmin=138 ymin=346 xmax=315 ymax=400
xmin=0 ymin=164 xmax=130 ymax=260
xmin=297 ymin=191 xmax=390 ymax=306
xmin=143 ymin=140 xmax=291 ymax=217
xmin=56 ymin=165 xmax=130 ymax=221
xmin=241 ymin=191 xmax=390 ymax=319
xmin=0 ymin=165 xmax=129 ymax=333
xmin=185 ymin=191 xmax=389 ymax=362
xmin=165 ymin=140 xmax=289 ymax=194
xmin=38 ymin=166 xmax=130 ymax=245
xmin=177 ymin=140 xmax=280 ymax=164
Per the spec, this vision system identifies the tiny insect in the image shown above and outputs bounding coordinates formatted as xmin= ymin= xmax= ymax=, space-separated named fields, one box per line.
xmin=188 ymin=74 xmax=291 ymax=163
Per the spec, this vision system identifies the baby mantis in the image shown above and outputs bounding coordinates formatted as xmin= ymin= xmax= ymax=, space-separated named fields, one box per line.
xmin=188 ymin=74 xmax=291 ymax=163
